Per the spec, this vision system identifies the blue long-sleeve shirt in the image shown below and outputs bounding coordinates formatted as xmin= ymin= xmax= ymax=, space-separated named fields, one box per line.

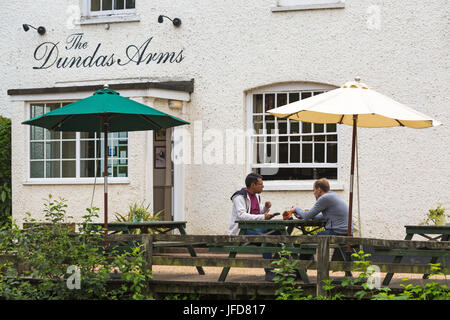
xmin=294 ymin=191 xmax=351 ymax=235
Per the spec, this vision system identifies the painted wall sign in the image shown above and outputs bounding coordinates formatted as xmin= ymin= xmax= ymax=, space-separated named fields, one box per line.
xmin=32 ymin=33 xmax=184 ymax=70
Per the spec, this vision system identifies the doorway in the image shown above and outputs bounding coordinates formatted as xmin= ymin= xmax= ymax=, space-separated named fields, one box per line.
xmin=153 ymin=128 xmax=173 ymax=221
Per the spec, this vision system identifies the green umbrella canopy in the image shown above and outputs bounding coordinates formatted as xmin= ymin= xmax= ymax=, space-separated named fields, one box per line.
xmin=22 ymin=88 xmax=189 ymax=132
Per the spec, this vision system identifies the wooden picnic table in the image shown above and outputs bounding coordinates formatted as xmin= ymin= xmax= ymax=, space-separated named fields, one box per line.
xmin=217 ymin=218 xmax=327 ymax=282
xmin=89 ymin=221 xmax=205 ymax=275
xmin=382 ymin=224 xmax=450 ymax=285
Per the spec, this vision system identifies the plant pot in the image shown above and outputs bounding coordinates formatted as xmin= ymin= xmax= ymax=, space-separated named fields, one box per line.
xmin=435 ymin=215 xmax=447 ymax=226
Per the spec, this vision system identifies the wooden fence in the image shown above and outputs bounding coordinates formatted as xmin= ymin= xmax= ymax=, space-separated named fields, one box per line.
xmin=106 ymin=233 xmax=450 ymax=296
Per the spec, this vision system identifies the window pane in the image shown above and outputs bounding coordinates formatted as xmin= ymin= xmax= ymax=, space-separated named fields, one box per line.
xmin=31 ymin=127 xmax=44 ymax=140
xmin=62 ymin=141 xmax=76 ymax=159
xmin=254 ymin=116 xmax=263 ymax=133
xmin=80 ymin=140 xmax=96 ymax=159
xmin=81 ymin=160 xmax=96 ymax=177
xmin=289 ymin=92 xmax=299 ymax=103
xmin=302 ymin=122 xmax=311 ymax=133
xmin=290 ymin=144 xmax=300 ymax=163
xmin=62 ymin=161 xmax=76 ymax=177
xmin=303 ymin=135 xmax=312 ymax=141
xmin=118 ymin=144 xmax=128 ymax=158
xmin=256 ymin=143 xmax=264 ymax=164
xmin=290 ymin=136 xmax=300 ymax=142
xmin=302 ymin=144 xmax=312 ymax=163
xmin=301 ymin=92 xmax=312 ymax=100
xmin=277 ymin=93 xmax=287 ymax=108
xmin=46 ymin=161 xmax=60 ymax=178
xmin=30 ymin=161 xmax=44 ymax=178
xmin=278 ymin=119 xmax=287 ymax=135
xmin=91 ymin=0 xmax=100 ymax=11
xmin=327 ymin=134 xmax=337 ymax=142
xmin=31 ymin=104 xmax=44 ymax=118
xmin=314 ymin=123 xmax=324 ymax=133
xmin=80 ymin=132 xmax=96 ymax=139
xmin=327 ymin=143 xmax=338 ymax=163
xmin=266 ymin=115 xmax=275 ymax=135
xmin=279 ymin=143 xmax=288 ymax=164
xmin=266 ymin=143 xmax=276 ymax=162
xmin=314 ymin=135 xmax=325 ymax=142
xmin=46 ymin=141 xmax=60 ymax=159
xmin=314 ymin=144 xmax=325 ymax=163
xmin=326 ymin=123 xmax=337 ymax=132
xmin=31 ymin=142 xmax=44 ymax=159
xmin=253 ymin=94 xmax=263 ymax=113
xmin=102 ymin=0 xmax=112 ymax=10
xmin=125 ymin=0 xmax=135 ymax=9
xmin=45 ymin=103 xmax=60 ymax=113
xmin=290 ymin=120 xmax=299 ymax=134
xmin=265 ymin=94 xmax=275 ymax=112
xmin=114 ymin=0 xmax=124 ymax=9
xmin=62 ymin=132 xmax=76 ymax=139
xmin=45 ymin=130 xmax=60 ymax=140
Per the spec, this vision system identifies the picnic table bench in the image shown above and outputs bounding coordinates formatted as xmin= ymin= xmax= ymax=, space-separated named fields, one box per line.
xmin=381 ymin=224 xmax=450 ymax=285
xmin=89 ymin=221 xmax=205 ymax=275
xmin=215 ymin=218 xmax=339 ymax=282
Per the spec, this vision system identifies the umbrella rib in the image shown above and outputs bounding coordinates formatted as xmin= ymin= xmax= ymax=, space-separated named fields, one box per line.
xmin=395 ymin=119 xmax=405 ymax=127
xmin=51 ymin=115 xmax=74 ymax=131
xmin=338 ymin=115 xmax=345 ymax=124
xmin=138 ymin=114 xmax=163 ymax=130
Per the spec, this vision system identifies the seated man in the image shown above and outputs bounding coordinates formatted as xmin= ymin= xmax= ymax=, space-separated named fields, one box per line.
xmin=228 ymin=172 xmax=278 ymax=281
xmin=289 ymin=178 xmax=351 ymax=236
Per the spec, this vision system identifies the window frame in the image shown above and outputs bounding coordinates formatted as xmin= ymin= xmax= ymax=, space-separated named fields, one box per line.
xmin=272 ymin=0 xmax=345 ymax=12
xmin=246 ymin=83 xmax=343 ymax=190
xmin=26 ymin=101 xmax=129 ymax=185
xmin=80 ymin=0 xmax=140 ymax=25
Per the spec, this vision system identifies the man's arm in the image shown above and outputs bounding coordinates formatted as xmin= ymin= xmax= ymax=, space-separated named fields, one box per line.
xmin=294 ymin=196 xmax=328 ymax=220
xmin=233 ymin=196 xmax=265 ymax=221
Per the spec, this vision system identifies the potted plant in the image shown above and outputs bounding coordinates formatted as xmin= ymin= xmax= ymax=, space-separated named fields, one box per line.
xmin=423 ymin=203 xmax=448 ymax=226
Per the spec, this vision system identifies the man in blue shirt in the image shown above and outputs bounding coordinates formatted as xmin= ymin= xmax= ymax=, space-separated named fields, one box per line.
xmin=290 ymin=178 xmax=351 ymax=236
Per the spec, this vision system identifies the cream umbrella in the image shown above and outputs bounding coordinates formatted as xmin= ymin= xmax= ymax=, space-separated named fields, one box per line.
xmin=268 ymin=77 xmax=441 ymax=237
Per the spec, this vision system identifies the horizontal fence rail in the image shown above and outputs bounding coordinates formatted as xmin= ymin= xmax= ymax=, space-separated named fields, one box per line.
xmin=103 ymin=233 xmax=450 ymax=296
xmin=2 ymin=233 xmax=449 ymax=297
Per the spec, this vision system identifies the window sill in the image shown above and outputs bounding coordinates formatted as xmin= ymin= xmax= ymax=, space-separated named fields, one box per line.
xmin=23 ymin=178 xmax=130 ymax=185
xmin=77 ymin=14 xmax=140 ymax=25
xmin=263 ymin=180 xmax=344 ymax=191
xmin=271 ymin=1 xmax=345 ymax=12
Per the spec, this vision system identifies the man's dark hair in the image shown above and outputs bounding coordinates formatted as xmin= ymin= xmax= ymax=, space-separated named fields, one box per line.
xmin=245 ymin=172 xmax=262 ymax=188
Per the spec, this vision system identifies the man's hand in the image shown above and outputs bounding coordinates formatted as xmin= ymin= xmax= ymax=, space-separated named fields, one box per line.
xmin=265 ymin=201 xmax=272 ymax=209
xmin=264 ymin=211 xmax=275 ymax=220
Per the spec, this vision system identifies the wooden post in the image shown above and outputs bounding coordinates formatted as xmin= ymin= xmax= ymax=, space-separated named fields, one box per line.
xmin=316 ymin=237 xmax=330 ymax=297
xmin=143 ymin=234 xmax=153 ymax=273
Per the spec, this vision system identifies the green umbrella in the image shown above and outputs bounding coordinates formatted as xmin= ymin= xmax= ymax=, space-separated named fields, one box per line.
xmin=23 ymin=86 xmax=189 ymax=234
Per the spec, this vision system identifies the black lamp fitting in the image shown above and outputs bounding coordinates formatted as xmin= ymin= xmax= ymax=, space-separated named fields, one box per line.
xmin=158 ymin=15 xmax=181 ymax=27
xmin=23 ymin=24 xmax=46 ymax=35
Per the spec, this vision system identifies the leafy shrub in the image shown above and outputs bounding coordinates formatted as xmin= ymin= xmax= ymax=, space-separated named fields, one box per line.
xmin=0 ymin=195 xmax=153 ymax=300
xmin=0 ymin=116 xmax=11 ymax=227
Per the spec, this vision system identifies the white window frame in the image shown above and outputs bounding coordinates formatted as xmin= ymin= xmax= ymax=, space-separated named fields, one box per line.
xmin=26 ymin=101 xmax=129 ymax=185
xmin=272 ymin=0 xmax=345 ymax=12
xmin=79 ymin=0 xmax=140 ymax=25
xmin=246 ymin=82 xmax=343 ymax=191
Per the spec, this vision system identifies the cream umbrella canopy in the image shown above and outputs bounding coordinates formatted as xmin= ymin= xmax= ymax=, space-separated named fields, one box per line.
xmin=268 ymin=78 xmax=441 ymax=237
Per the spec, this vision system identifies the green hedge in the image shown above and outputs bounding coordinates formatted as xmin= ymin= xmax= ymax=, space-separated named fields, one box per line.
xmin=0 ymin=116 xmax=11 ymax=226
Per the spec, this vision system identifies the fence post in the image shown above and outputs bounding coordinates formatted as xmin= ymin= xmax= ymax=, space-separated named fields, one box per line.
xmin=143 ymin=234 xmax=153 ymax=273
xmin=316 ymin=236 xmax=330 ymax=297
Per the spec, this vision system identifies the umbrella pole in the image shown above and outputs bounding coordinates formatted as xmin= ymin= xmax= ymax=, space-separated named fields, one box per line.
xmin=348 ymin=115 xmax=357 ymax=237
xmin=346 ymin=115 xmax=357 ymax=257
xmin=104 ymin=120 xmax=109 ymax=238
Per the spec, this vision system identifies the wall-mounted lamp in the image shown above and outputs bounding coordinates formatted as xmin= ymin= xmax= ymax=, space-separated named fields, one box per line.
xmin=158 ymin=15 xmax=181 ymax=27
xmin=22 ymin=24 xmax=46 ymax=35
xmin=168 ymin=100 xmax=183 ymax=109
